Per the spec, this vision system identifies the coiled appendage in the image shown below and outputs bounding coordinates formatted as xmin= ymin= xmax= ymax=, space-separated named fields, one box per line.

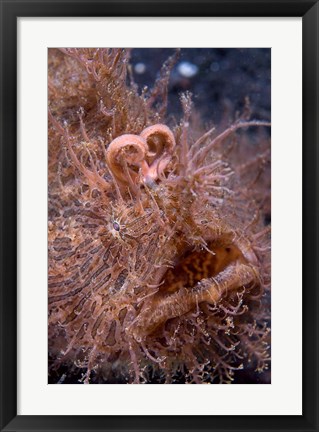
xmin=105 ymin=124 xmax=176 ymax=191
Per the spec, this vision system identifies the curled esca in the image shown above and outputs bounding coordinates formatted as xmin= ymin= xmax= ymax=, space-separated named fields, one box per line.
xmin=105 ymin=133 xmax=148 ymax=187
xmin=106 ymin=124 xmax=176 ymax=188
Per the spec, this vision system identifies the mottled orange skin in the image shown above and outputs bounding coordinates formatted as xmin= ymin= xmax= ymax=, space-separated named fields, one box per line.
xmin=48 ymin=48 xmax=270 ymax=384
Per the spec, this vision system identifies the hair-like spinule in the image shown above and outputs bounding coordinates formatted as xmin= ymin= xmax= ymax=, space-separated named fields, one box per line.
xmin=48 ymin=48 xmax=271 ymax=384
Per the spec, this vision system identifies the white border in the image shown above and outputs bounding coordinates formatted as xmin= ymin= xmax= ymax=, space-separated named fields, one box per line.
xmin=17 ymin=18 xmax=302 ymax=415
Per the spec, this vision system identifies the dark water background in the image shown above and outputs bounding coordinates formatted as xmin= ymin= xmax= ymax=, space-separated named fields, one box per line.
xmin=131 ymin=48 xmax=271 ymax=125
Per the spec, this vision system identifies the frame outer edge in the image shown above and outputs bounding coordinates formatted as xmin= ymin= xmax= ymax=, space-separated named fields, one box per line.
xmin=0 ymin=1 xmax=17 ymax=431
xmin=302 ymin=1 xmax=319 ymax=431
xmin=0 ymin=0 xmax=318 ymax=431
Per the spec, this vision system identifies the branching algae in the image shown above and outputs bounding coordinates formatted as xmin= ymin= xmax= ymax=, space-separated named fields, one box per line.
xmin=48 ymin=48 xmax=271 ymax=384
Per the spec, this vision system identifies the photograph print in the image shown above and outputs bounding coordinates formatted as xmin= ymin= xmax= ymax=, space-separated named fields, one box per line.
xmin=48 ymin=48 xmax=271 ymax=384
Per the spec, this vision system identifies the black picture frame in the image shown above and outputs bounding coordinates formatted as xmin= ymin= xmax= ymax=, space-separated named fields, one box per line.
xmin=0 ymin=0 xmax=318 ymax=431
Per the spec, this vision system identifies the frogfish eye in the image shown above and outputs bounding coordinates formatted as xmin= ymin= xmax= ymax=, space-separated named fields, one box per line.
xmin=113 ymin=221 xmax=120 ymax=231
